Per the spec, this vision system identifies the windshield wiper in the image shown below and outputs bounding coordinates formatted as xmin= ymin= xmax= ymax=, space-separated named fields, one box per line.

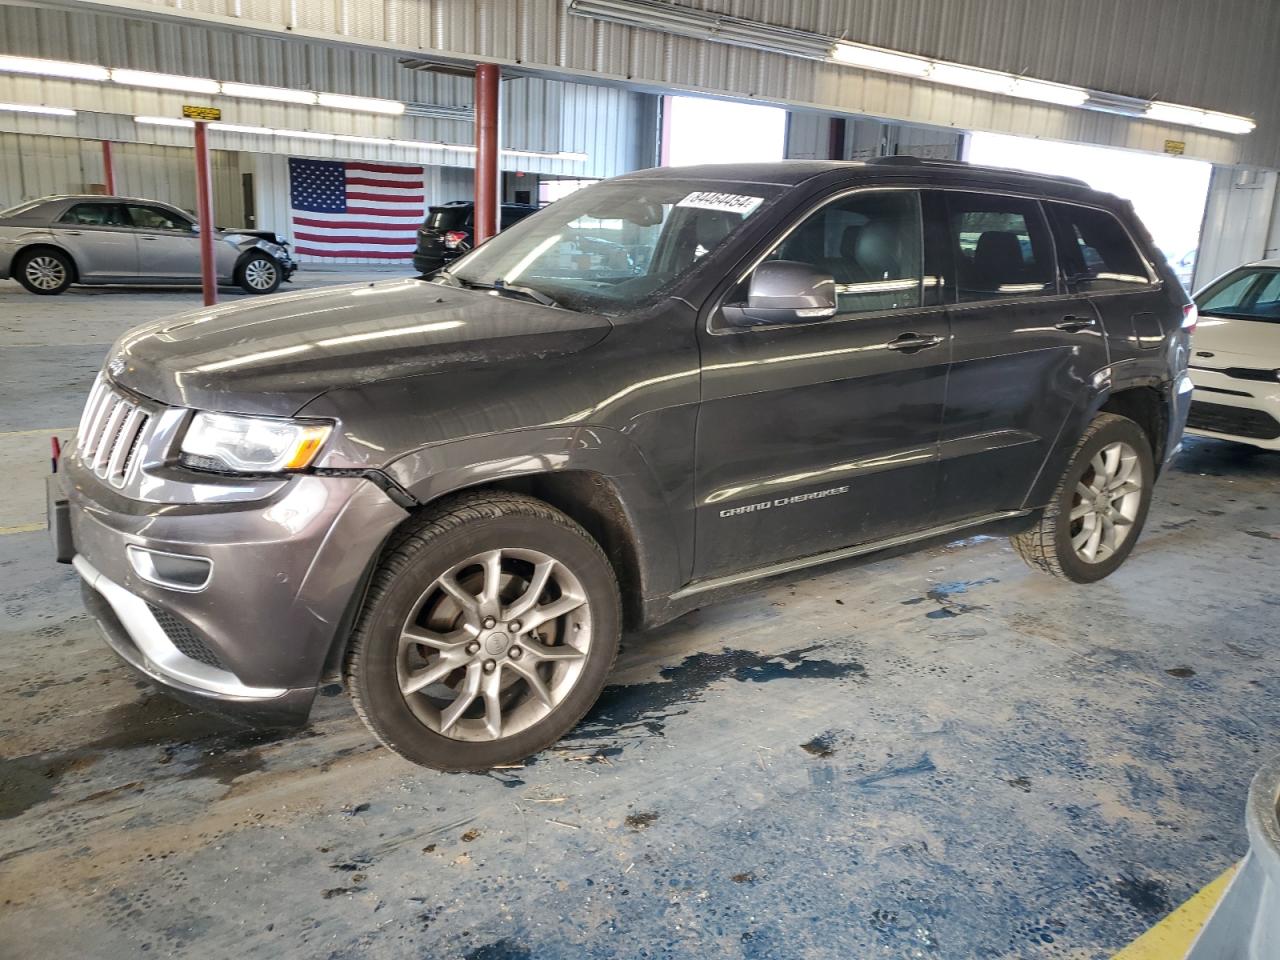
xmin=489 ymin=279 xmax=560 ymax=308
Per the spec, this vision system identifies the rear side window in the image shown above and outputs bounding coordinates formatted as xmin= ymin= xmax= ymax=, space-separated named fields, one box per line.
xmin=945 ymin=193 xmax=1056 ymax=301
xmin=1048 ymin=203 xmax=1151 ymax=291
xmin=126 ymin=205 xmax=193 ymax=232
xmin=59 ymin=203 xmax=128 ymax=227
xmin=764 ymin=189 xmax=924 ymax=318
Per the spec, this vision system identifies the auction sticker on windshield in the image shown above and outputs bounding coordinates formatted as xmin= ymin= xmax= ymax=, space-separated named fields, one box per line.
xmin=676 ymin=191 xmax=764 ymax=216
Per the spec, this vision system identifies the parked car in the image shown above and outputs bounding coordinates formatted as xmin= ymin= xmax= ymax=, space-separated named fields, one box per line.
xmin=1187 ymin=259 xmax=1280 ymax=449
xmin=413 ymin=200 xmax=539 ymax=276
xmin=50 ymin=158 xmax=1193 ymax=770
xmin=0 ymin=195 xmax=296 ymax=295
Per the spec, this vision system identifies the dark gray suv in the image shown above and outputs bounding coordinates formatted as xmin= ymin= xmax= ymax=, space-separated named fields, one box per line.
xmin=49 ymin=159 xmax=1194 ymax=770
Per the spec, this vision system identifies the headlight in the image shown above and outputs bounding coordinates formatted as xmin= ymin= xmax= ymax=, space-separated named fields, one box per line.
xmin=179 ymin=412 xmax=331 ymax=473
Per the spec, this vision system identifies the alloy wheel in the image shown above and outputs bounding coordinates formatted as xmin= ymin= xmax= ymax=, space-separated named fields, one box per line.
xmin=25 ymin=256 xmax=67 ymax=291
xmin=397 ymin=548 xmax=592 ymax=742
xmin=243 ymin=258 xmax=277 ymax=291
xmin=1069 ymin=440 xmax=1144 ymax=563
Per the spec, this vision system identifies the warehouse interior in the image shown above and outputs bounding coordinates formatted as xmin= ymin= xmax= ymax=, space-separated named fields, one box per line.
xmin=2 ymin=1 xmax=1279 ymax=958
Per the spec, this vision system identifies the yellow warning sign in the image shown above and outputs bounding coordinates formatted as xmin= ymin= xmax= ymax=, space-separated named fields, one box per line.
xmin=182 ymin=105 xmax=222 ymax=122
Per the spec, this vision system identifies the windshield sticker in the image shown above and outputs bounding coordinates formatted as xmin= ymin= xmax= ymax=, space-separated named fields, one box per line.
xmin=676 ymin=191 xmax=764 ymax=216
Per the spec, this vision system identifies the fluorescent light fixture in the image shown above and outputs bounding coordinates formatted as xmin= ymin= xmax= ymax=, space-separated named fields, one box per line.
xmin=220 ymin=81 xmax=318 ymax=105
xmin=929 ymin=62 xmax=1014 ymax=96
xmin=111 ymin=68 xmax=220 ymax=95
xmin=317 ymin=92 xmax=404 ymax=115
xmin=1011 ymin=78 xmax=1089 ymax=107
xmin=829 ymin=42 xmax=929 ymax=78
xmin=334 ymin=134 xmax=399 ymax=147
xmin=134 ymin=115 xmax=195 ymax=127
xmin=209 ymin=122 xmax=274 ymax=136
xmin=393 ymin=139 xmax=477 ymax=153
xmin=0 ymin=55 xmax=110 ymax=82
xmin=0 ymin=102 xmax=76 ymax=117
xmin=1146 ymin=101 xmax=1255 ymax=135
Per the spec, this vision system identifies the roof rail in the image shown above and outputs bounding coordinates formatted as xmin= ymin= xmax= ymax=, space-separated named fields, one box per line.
xmin=864 ymin=155 xmax=1089 ymax=188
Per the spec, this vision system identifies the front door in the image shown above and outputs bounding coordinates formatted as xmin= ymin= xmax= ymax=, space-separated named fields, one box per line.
xmin=693 ymin=187 xmax=951 ymax=581
xmin=51 ymin=202 xmax=137 ymax=279
xmin=125 ymin=204 xmax=203 ymax=279
xmin=934 ymin=189 xmax=1110 ymax=523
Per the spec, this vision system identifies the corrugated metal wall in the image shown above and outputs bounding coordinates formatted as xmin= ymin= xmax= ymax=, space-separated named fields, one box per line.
xmin=785 ymin=113 xmax=961 ymax=161
xmin=1194 ymin=168 xmax=1279 ymax=289
xmin=37 ymin=0 xmax=1280 ymax=168
xmin=0 ymin=133 xmax=243 ymax=224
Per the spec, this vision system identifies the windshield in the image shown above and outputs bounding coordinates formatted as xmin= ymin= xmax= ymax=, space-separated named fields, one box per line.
xmin=439 ymin=178 xmax=783 ymax=314
xmin=1196 ymin=267 xmax=1280 ymax=323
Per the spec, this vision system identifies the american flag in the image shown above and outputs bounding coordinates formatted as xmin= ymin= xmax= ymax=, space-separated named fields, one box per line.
xmin=288 ymin=157 xmax=426 ymax=260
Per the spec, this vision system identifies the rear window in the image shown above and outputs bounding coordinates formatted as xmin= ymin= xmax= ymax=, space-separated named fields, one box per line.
xmin=427 ymin=206 xmax=470 ymax=230
xmin=1047 ymin=203 xmax=1152 ymax=291
xmin=1196 ymin=267 xmax=1280 ymax=323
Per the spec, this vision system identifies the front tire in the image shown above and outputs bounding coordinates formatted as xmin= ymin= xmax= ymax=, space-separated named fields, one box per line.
xmin=345 ymin=491 xmax=621 ymax=771
xmin=236 ymin=252 xmax=282 ymax=294
xmin=1012 ymin=413 xmax=1154 ymax=583
xmin=16 ymin=249 xmax=73 ymax=295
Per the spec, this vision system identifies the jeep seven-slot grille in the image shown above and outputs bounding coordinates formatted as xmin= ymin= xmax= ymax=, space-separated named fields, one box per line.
xmin=76 ymin=375 xmax=152 ymax=487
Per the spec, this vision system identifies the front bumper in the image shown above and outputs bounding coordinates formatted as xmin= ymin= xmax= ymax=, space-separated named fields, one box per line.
xmin=1187 ymin=367 xmax=1280 ymax=450
xmin=52 ymin=460 xmax=407 ymax=722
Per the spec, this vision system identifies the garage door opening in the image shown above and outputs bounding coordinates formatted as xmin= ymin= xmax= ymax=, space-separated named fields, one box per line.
xmin=662 ymin=95 xmax=787 ymax=167
xmin=965 ymin=132 xmax=1212 ymax=288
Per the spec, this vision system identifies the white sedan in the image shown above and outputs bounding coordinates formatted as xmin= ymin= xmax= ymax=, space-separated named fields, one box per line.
xmin=1188 ymin=260 xmax=1280 ymax=450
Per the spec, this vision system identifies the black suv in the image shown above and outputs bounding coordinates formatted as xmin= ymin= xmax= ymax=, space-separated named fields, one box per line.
xmin=51 ymin=159 xmax=1193 ymax=770
xmin=413 ymin=200 xmax=539 ymax=276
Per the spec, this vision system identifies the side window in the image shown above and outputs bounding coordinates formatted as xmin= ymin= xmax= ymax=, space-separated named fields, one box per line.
xmin=762 ymin=190 xmax=924 ymax=318
xmin=59 ymin=203 xmax=126 ymax=227
xmin=126 ymin=205 xmax=194 ymax=232
xmin=1048 ymin=203 xmax=1151 ymax=291
xmin=946 ymin=193 xmax=1056 ymax=301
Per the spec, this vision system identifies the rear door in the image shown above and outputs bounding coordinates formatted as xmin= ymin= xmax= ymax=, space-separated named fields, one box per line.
xmin=125 ymin=204 xmax=203 ymax=279
xmin=693 ymin=186 xmax=952 ymax=580
xmin=934 ymin=189 xmax=1108 ymax=524
xmin=51 ymin=202 xmax=137 ymax=278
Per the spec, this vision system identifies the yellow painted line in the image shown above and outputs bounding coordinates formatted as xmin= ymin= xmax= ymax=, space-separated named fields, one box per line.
xmin=0 ymin=522 xmax=46 ymax=536
xmin=1112 ymin=863 xmax=1239 ymax=960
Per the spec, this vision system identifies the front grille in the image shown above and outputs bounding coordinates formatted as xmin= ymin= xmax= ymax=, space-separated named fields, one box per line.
xmin=146 ymin=604 xmax=225 ymax=669
xmin=1187 ymin=401 xmax=1280 ymax=440
xmin=76 ymin=375 xmax=153 ymax=487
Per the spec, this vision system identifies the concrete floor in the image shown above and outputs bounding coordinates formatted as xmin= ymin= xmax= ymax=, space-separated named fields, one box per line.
xmin=2 ymin=278 xmax=1278 ymax=959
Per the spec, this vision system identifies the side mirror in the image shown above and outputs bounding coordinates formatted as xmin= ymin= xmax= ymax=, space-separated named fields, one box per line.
xmin=190 ymin=222 xmax=201 ymax=234
xmin=721 ymin=260 xmax=837 ymax=326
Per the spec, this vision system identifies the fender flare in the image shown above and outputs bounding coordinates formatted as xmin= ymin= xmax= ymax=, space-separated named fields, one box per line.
xmin=384 ymin=425 xmax=689 ymax=605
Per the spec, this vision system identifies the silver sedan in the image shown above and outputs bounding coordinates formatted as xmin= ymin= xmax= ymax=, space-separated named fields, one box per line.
xmin=0 ymin=195 xmax=297 ymax=295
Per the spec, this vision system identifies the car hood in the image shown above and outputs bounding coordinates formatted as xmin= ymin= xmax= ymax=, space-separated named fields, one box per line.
xmin=1192 ymin=314 xmax=1280 ymax=368
xmin=107 ymin=278 xmax=613 ymax=416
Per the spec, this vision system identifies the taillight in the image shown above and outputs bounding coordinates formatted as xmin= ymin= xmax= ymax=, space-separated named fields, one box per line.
xmin=443 ymin=230 xmax=467 ymax=250
xmin=1181 ymin=303 xmax=1198 ymax=333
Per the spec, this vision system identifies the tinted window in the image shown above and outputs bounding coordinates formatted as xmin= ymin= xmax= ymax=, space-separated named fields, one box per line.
xmin=763 ymin=190 xmax=923 ymax=317
xmin=946 ymin=194 xmax=1056 ymax=301
xmin=427 ymin=206 xmax=469 ymax=231
xmin=1048 ymin=203 xmax=1151 ymax=291
xmin=499 ymin=207 xmax=535 ymax=229
xmin=59 ymin=203 xmax=128 ymax=227
xmin=1196 ymin=268 xmax=1280 ymax=323
xmin=126 ymin=205 xmax=192 ymax=231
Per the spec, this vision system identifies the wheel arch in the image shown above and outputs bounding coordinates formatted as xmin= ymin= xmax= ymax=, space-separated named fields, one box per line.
xmin=233 ymin=246 xmax=281 ymax=281
xmin=1099 ymin=384 xmax=1169 ymax=471
xmin=16 ymin=242 xmax=79 ymax=282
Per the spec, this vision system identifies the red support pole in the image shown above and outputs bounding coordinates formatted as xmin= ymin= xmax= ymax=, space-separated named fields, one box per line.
xmin=474 ymin=63 xmax=500 ymax=246
xmin=101 ymin=140 xmax=115 ymax=194
xmin=193 ymin=121 xmax=217 ymax=307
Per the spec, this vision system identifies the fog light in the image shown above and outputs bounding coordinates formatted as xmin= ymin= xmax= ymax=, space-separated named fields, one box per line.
xmin=127 ymin=546 xmax=213 ymax=592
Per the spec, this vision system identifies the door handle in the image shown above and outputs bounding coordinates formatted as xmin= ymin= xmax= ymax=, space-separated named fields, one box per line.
xmin=886 ymin=333 xmax=944 ymax=353
xmin=64 ymin=230 xmax=82 ymax=236
xmin=1055 ymin=315 xmax=1097 ymax=332
xmin=140 ymin=235 xmax=159 ymax=240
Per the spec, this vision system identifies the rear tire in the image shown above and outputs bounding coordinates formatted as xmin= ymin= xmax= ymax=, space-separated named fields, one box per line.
xmin=16 ymin=248 xmax=73 ymax=295
xmin=236 ymin=252 xmax=281 ymax=294
xmin=345 ymin=490 xmax=621 ymax=771
xmin=1012 ymin=413 xmax=1154 ymax=583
